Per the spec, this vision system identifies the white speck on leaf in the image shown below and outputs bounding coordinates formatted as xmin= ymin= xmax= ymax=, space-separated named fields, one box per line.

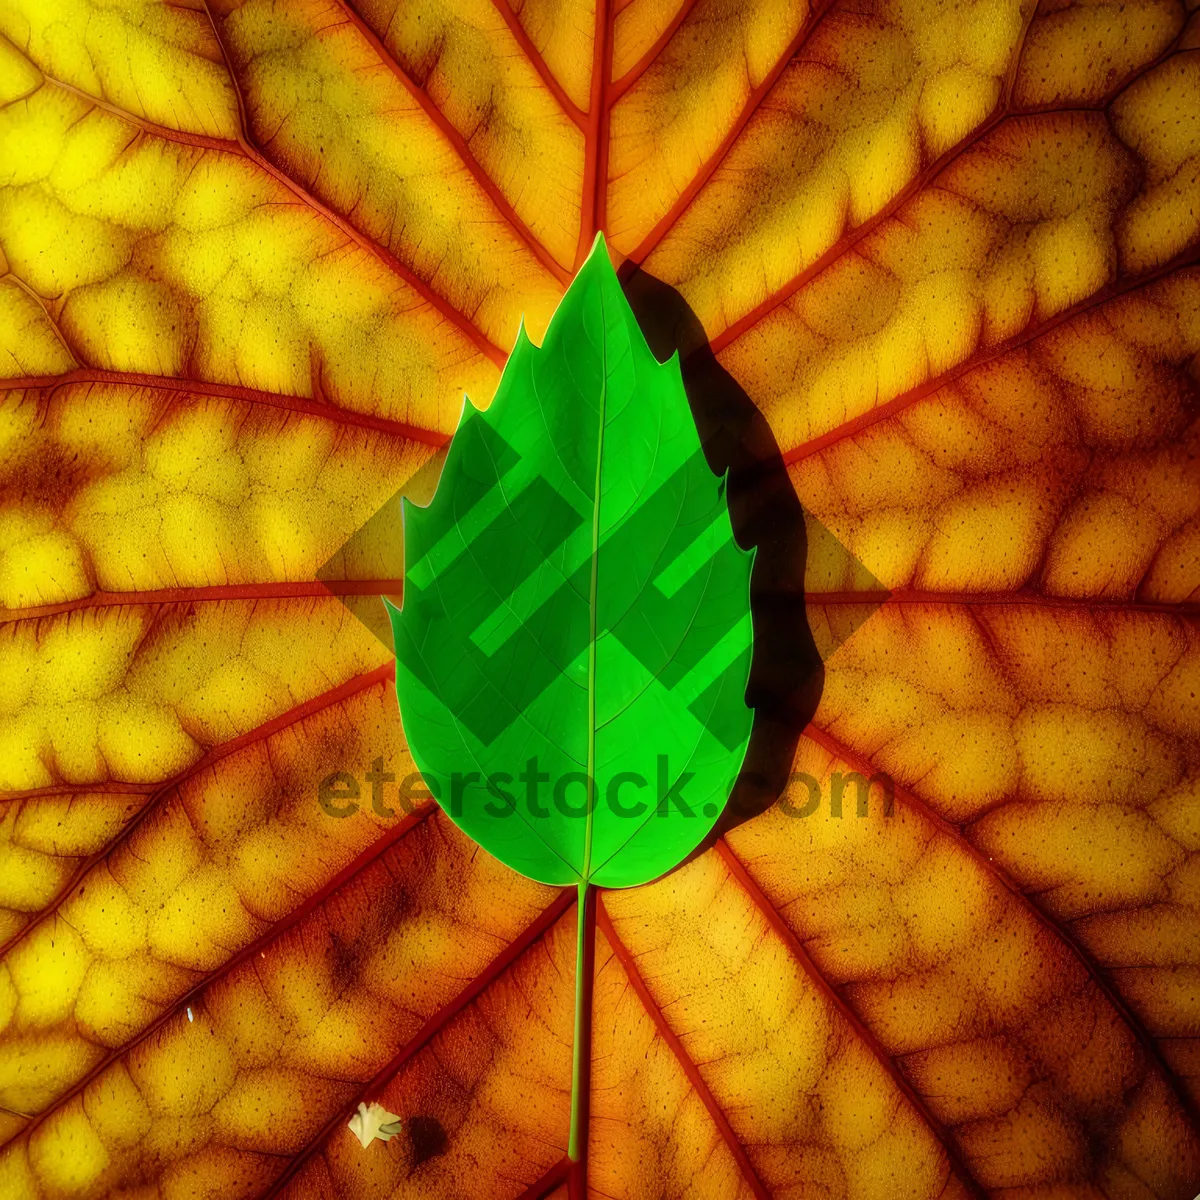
xmin=347 ymin=1101 xmax=403 ymax=1149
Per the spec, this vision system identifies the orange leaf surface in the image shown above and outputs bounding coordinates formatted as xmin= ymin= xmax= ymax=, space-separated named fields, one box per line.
xmin=0 ymin=0 xmax=1198 ymax=1196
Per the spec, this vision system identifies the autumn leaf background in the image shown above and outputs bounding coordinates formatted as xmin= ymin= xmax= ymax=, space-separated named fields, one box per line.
xmin=0 ymin=0 xmax=1199 ymax=1197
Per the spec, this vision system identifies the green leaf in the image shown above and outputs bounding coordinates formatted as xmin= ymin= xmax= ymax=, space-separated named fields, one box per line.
xmin=386 ymin=235 xmax=754 ymax=889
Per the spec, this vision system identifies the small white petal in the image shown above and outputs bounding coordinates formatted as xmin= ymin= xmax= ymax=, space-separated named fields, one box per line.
xmin=348 ymin=1100 xmax=402 ymax=1149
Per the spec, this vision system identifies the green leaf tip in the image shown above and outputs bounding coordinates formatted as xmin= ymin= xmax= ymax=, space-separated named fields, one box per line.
xmin=387 ymin=241 xmax=755 ymax=890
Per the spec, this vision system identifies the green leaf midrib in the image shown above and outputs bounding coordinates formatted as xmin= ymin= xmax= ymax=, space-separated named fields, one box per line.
xmin=582 ymin=290 xmax=607 ymax=886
